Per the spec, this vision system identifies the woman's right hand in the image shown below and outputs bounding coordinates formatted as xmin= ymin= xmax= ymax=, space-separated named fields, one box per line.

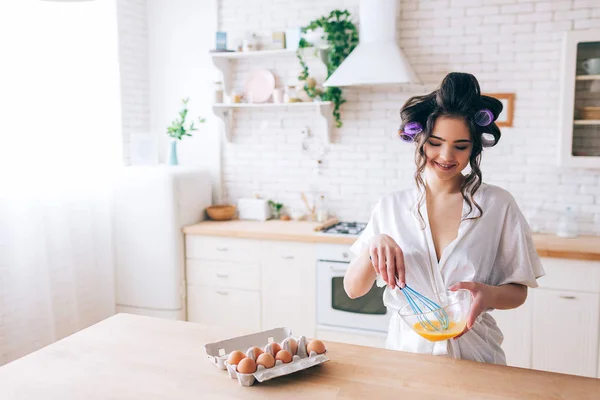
xmin=368 ymin=234 xmax=405 ymax=290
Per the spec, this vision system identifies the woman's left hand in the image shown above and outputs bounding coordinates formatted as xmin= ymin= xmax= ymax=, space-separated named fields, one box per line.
xmin=449 ymin=281 xmax=496 ymax=339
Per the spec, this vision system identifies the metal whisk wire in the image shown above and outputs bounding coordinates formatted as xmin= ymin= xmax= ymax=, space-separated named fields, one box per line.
xmin=400 ymin=285 xmax=450 ymax=331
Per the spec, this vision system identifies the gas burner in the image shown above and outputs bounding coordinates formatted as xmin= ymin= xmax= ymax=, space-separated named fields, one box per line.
xmin=321 ymin=221 xmax=367 ymax=236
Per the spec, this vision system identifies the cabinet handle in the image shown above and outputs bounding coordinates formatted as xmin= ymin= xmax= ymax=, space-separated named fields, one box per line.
xmin=329 ymin=266 xmax=347 ymax=274
xmin=342 ymin=252 xmax=349 ymax=258
xmin=559 ymin=295 xmax=577 ymax=300
xmin=282 ymin=256 xmax=295 ymax=260
xmin=216 ymin=290 xmax=229 ymax=296
xmin=216 ymin=273 xmax=229 ymax=278
xmin=216 ymin=247 xmax=229 ymax=252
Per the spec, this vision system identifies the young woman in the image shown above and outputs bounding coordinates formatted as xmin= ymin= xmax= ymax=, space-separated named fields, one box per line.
xmin=344 ymin=72 xmax=544 ymax=364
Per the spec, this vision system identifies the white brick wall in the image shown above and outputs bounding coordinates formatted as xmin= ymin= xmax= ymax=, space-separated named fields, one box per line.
xmin=217 ymin=0 xmax=600 ymax=235
xmin=117 ymin=0 xmax=150 ymax=165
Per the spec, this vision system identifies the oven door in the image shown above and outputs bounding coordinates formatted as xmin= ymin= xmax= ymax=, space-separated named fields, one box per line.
xmin=317 ymin=261 xmax=390 ymax=333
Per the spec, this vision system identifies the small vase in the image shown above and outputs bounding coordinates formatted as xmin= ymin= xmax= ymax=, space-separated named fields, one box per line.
xmin=168 ymin=140 xmax=178 ymax=165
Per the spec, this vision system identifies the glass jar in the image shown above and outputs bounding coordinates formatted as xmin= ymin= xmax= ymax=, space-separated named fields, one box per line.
xmin=284 ymin=85 xmax=299 ymax=103
xmin=213 ymin=81 xmax=223 ymax=104
xmin=316 ymin=195 xmax=328 ymax=223
xmin=557 ymin=206 xmax=578 ymax=238
xmin=230 ymin=90 xmax=242 ymax=104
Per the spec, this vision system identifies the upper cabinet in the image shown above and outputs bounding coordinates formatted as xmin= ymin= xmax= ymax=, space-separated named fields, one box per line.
xmin=559 ymin=30 xmax=600 ymax=168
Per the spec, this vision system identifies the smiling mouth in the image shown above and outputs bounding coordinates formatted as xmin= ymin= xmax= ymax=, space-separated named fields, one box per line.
xmin=434 ymin=161 xmax=457 ymax=171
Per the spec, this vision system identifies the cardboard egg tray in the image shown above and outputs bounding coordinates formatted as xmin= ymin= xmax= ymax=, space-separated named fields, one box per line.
xmin=204 ymin=327 xmax=329 ymax=386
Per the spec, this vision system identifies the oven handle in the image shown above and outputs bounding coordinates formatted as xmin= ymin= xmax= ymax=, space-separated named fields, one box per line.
xmin=329 ymin=266 xmax=348 ymax=274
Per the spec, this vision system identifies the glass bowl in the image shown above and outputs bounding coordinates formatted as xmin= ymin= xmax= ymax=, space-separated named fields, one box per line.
xmin=397 ymin=289 xmax=472 ymax=342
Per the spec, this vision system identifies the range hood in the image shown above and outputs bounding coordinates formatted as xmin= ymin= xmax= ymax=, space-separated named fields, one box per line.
xmin=323 ymin=0 xmax=420 ymax=87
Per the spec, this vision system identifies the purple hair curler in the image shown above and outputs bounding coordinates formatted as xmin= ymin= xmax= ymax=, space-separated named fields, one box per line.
xmin=404 ymin=121 xmax=423 ymax=135
xmin=474 ymin=109 xmax=494 ymax=127
xmin=399 ymin=121 xmax=423 ymax=142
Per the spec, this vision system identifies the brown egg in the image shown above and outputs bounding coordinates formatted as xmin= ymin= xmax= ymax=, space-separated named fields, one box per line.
xmin=248 ymin=346 xmax=263 ymax=358
xmin=236 ymin=357 xmax=257 ymax=374
xmin=256 ymin=352 xmax=275 ymax=368
xmin=227 ymin=350 xmax=246 ymax=365
xmin=287 ymin=338 xmax=298 ymax=355
xmin=275 ymin=349 xmax=292 ymax=363
xmin=265 ymin=342 xmax=281 ymax=356
xmin=307 ymin=339 xmax=326 ymax=355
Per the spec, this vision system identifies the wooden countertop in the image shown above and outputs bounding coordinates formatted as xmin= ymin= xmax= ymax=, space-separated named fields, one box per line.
xmin=183 ymin=220 xmax=600 ymax=261
xmin=0 ymin=314 xmax=597 ymax=400
xmin=183 ymin=219 xmax=355 ymax=245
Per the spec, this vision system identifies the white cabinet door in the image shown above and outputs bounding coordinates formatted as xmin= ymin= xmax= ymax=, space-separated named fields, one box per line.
xmin=491 ymin=297 xmax=533 ymax=368
xmin=532 ymin=289 xmax=600 ymax=378
xmin=187 ymin=285 xmax=261 ymax=331
xmin=261 ymin=241 xmax=316 ymax=337
xmin=316 ymin=327 xmax=387 ymax=349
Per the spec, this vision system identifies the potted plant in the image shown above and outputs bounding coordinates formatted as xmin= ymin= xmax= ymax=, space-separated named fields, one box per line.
xmin=268 ymin=200 xmax=284 ymax=219
xmin=166 ymin=98 xmax=205 ymax=165
xmin=296 ymin=10 xmax=358 ymax=128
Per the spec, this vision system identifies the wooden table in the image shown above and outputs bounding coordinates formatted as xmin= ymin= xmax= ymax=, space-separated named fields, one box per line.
xmin=0 ymin=314 xmax=598 ymax=399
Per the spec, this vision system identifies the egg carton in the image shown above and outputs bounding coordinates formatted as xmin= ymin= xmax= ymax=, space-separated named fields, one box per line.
xmin=204 ymin=327 xmax=329 ymax=387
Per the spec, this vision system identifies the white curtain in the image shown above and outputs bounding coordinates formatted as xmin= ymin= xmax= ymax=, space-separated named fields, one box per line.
xmin=0 ymin=0 xmax=120 ymax=364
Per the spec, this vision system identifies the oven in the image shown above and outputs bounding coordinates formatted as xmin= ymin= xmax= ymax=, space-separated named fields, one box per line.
xmin=316 ymin=243 xmax=391 ymax=333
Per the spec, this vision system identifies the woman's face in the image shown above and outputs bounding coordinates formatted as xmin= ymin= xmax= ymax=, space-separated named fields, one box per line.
xmin=423 ymin=116 xmax=472 ymax=181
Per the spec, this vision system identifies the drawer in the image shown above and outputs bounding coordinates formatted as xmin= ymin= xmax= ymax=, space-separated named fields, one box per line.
xmin=187 ymin=285 xmax=261 ymax=331
xmin=186 ymin=259 xmax=260 ymax=291
xmin=185 ymin=236 xmax=262 ymax=263
xmin=538 ymin=258 xmax=600 ymax=293
xmin=262 ymin=240 xmax=315 ymax=266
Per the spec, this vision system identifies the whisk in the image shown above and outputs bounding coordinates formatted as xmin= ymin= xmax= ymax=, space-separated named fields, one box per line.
xmin=400 ymin=285 xmax=450 ymax=331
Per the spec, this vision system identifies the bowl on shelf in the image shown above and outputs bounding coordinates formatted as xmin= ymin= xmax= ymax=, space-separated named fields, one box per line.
xmin=206 ymin=205 xmax=236 ymax=221
xmin=398 ymin=289 xmax=472 ymax=342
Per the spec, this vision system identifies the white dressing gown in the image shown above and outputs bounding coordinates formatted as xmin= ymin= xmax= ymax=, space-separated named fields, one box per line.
xmin=349 ymin=183 xmax=545 ymax=364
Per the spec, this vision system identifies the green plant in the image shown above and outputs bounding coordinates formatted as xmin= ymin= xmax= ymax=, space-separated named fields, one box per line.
xmin=297 ymin=10 xmax=358 ymax=128
xmin=166 ymin=98 xmax=205 ymax=140
xmin=268 ymin=200 xmax=284 ymax=216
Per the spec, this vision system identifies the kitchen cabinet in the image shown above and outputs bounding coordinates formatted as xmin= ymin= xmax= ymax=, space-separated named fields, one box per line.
xmin=530 ymin=258 xmax=600 ymax=378
xmin=187 ymin=285 xmax=261 ymax=331
xmin=316 ymin=326 xmax=387 ymax=349
xmin=492 ymin=297 xmax=533 ymax=368
xmin=184 ymin=232 xmax=600 ymax=378
xmin=261 ymin=241 xmax=316 ymax=337
xmin=559 ymin=29 xmax=600 ymax=168
xmin=185 ymin=236 xmax=317 ymax=337
xmin=185 ymin=237 xmax=262 ymax=331
xmin=532 ymin=289 xmax=599 ymax=378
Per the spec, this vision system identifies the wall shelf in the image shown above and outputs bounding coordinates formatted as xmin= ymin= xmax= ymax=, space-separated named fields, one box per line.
xmin=575 ymin=75 xmax=600 ymax=81
xmin=212 ymin=102 xmax=333 ymax=143
xmin=211 ymin=48 xmax=311 ymax=95
xmin=574 ymin=120 xmax=600 ymax=125
xmin=210 ymin=48 xmax=333 ymax=144
xmin=211 ymin=49 xmax=297 ymax=60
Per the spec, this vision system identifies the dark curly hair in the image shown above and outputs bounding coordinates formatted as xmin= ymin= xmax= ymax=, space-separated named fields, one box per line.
xmin=398 ymin=72 xmax=503 ymax=226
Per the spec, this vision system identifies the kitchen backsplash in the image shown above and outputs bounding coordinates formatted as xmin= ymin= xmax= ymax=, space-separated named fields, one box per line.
xmin=218 ymin=0 xmax=600 ymax=235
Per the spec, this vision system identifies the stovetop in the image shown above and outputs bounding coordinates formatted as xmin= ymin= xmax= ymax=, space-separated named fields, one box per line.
xmin=321 ymin=221 xmax=367 ymax=236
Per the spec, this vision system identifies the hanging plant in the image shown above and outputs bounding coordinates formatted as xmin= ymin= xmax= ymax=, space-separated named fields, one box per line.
xmin=297 ymin=10 xmax=358 ymax=128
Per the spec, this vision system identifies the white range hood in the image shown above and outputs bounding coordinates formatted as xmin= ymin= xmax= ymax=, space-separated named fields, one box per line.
xmin=323 ymin=0 xmax=420 ymax=87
